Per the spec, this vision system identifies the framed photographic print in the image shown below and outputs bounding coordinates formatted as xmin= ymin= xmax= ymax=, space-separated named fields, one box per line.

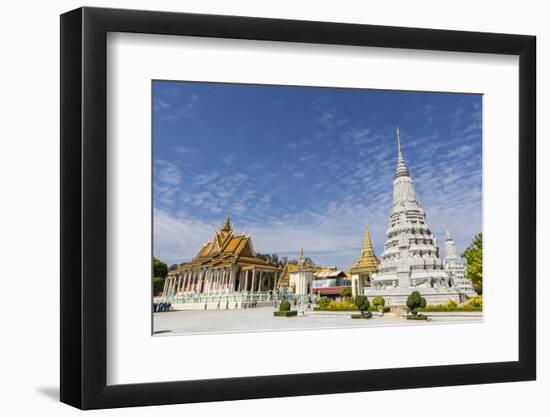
xmin=60 ymin=6 xmax=536 ymax=409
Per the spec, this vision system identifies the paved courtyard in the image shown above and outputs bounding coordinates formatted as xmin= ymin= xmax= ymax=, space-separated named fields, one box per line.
xmin=153 ymin=306 xmax=482 ymax=336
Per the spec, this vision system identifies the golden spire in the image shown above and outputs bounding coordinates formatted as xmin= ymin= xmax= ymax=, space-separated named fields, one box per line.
xmin=222 ymin=208 xmax=232 ymax=232
xmin=361 ymin=225 xmax=375 ymax=257
xmin=350 ymin=225 xmax=380 ymax=273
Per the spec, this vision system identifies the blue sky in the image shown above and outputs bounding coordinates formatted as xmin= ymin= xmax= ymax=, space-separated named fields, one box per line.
xmin=153 ymin=81 xmax=482 ymax=269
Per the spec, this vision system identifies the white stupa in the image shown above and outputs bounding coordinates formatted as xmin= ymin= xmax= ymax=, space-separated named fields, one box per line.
xmin=365 ymin=128 xmax=462 ymax=306
xmin=443 ymin=228 xmax=477 ymax=297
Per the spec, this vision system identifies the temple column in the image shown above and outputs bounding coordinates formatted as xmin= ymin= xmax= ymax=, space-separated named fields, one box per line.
xmin=230 ymin=268 xmax=235 ymax=292
xmin=251 ymin=269 xmax=256 ymax=292
xmin=223 ymin=268 xmax=228 ymax=292
xmin=169 ymin=277 xmax=176 ymax=296
xmin=245 ymin=270 xmax=249 ymax=292
xmin=162 ymin=278 xmax=168 ymax=296
xmin=184 ymin=272 xmax=190 ymax=292
xmin=239 ymin=270 xmax=244 ymax=292
xmin=258 ymin=271 xmax=264 ymax=292
xmin=208 ymin=270 xmax=213 ymax=293
xmin=180 ymin=273 xmax=185 ymax=293
xmin=178 ymin=274 xmax=184 ymax=294
xmin=175 ymin=275 xmax=180 ymax=295
xmin=168 ymin=277 xmax=174 ymax=296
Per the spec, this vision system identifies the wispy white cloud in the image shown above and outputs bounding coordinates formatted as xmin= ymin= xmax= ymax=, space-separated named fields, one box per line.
xmin=155 ymin=93 xmax=200 ymax=120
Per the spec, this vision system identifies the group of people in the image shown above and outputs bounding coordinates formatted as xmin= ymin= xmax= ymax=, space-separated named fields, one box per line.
xmin=153 ymin=301 xmax=171 ymax=312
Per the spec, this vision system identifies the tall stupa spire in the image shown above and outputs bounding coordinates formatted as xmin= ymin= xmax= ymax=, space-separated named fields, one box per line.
xmin=395 ymin=127 xmax=410 ymax=179
xmin=367 ymin=126 xmax=463 ymax=305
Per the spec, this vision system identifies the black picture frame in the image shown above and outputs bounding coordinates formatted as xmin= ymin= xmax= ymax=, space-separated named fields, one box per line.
xmin=60 ymin=6 xmax=536 ymax=410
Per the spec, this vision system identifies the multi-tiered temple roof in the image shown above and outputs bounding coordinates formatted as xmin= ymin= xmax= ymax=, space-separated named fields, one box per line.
xmin=350 ymin=225 xmax=380 ymax=275
xmin=174 ymin=213 xmax=279 ymax=273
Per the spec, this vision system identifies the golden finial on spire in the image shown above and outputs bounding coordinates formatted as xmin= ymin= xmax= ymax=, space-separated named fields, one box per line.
xmin=361 ymin=225 xmax=374 ymax=255
xmin=222 ymin=208 xmax=232 ymax=231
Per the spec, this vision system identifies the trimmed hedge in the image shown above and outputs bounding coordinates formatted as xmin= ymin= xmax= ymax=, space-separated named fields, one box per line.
xmin=274 ymin=310 xmax=298 ymax=317
xmin=279 ymin=299 xmax=291 ymax=312
xmin=314 ymin=306 xmax=390 ymax=312
xmin=417 ymin=306 xmax=482 ymax=312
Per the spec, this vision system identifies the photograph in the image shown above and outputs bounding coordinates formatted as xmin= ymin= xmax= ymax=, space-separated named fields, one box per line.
xmin=152 ymin=81 xmax=483 ymax=335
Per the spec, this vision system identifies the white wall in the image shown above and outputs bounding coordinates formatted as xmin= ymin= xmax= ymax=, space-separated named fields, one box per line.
xmin=0 ymin=0 xmax=546 ymax=415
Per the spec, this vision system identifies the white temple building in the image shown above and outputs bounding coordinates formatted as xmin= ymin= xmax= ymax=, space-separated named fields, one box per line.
xmin=443 ymin=228 xmax=477 ymax=298
xmin=365 ymin=128 xmax=463 ymax=306
xmin=288 ymin=248 xmax=314 ymax=296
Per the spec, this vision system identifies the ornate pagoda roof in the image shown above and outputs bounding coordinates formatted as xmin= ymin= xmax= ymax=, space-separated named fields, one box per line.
xmin=169 ymin=212 xmax=280 ymax=274
xmin=349 ymin=225 xmax=380 ymax=274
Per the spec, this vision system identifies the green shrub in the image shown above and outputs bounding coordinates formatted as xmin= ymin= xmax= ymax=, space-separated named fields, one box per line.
xmin=318 ymin=297 xmax=331 ymax=309
xmin=314 ymin=306 xmax=358 ymax=312
xmin=372 ymin=296 xmax=386 ymax=310
xmin=418 ymin=305 xmax=482 ymax=312
xmin=340 ymin=286 xmax=352 ymax=298
xmin=279 ymin=299 xmax=291 ymax=312
xmin=354 ymin=295 xmax=371 ymax=318
xmin=465 ymin=295 xmax=483 ymax=308
xmin=274 ymin=310 xmax=298 ymax=317
xmin=406 ymin=291 xmax=426 ymax=316
xmin=446 ymin=299 xmax=458 ymax=308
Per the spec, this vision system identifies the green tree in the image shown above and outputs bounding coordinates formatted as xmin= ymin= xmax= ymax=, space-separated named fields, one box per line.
xmin=256 ymin=253 xmax=284 ymax=268
xmin=153 ymin=258 xmax=168 ymax=297
xmin=154 ymin=258 xmax=168 ymax=279
xmin=462 ymin=233 xmax=483 ymax=295
xmin=340 ymin=286 xmax=352 ymax=298
xmin=153 ymin=277 xmax=165 ymax=296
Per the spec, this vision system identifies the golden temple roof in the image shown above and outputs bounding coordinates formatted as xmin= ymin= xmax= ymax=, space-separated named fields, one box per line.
xmin=349 ymin=225 xmax=379 ymax=274
xmin=168 ymin=213 xmax=279 ymax=274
